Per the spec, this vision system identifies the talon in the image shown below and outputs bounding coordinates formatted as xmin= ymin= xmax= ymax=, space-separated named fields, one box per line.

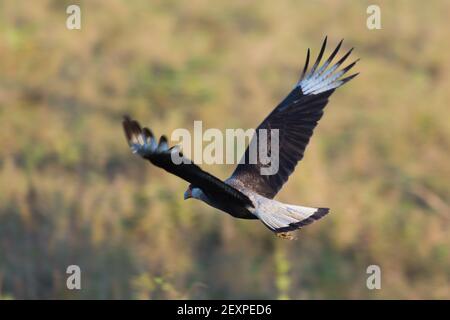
xmin=276 ymin=232 xmax=297 ymax=240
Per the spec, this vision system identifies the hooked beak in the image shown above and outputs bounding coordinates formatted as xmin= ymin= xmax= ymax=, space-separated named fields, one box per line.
xmin=184 ymin=189 xmax=192 ymax=200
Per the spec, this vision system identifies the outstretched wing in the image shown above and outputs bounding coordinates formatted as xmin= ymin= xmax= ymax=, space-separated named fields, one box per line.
xmin=122 ymin=116 xmax=253 ymax=207
xmin=229 ymin=37 xmax=359 ymax=199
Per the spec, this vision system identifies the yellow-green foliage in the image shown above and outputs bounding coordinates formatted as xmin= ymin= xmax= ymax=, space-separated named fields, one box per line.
xmin=0 ymin=0 xmax=449 ymax=299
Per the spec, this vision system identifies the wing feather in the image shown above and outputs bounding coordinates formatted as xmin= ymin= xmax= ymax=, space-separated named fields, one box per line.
xmin=123 ymin=116 xmax=253 ymax=207
xmin=229 ymin=38 xmax=359 ymax=198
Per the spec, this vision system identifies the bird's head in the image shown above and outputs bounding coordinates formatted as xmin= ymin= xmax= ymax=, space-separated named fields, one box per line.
xmin=184 ymin=184 xmax=205 ymax=200
xmin=184 ymin=184 xmax=197 ymax=200
xmin=185 ymin=185 xmax=210 ymax=205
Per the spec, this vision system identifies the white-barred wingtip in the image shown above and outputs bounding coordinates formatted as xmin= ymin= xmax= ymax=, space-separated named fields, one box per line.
xmin=296 ymin=39 xmax=358 ymax=95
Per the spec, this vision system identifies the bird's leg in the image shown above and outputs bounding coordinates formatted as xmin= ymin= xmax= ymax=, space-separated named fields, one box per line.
xmin=276 ymin=232 xmax=297 ymax=240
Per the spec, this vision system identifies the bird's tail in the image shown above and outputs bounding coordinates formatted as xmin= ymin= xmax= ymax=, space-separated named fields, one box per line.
xmin=256 ymin=201 xmax=329 ymax=234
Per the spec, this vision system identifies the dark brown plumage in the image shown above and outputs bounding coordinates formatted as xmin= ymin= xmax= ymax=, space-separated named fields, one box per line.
xmin=122 ymin=37 xmax=358 ymax=235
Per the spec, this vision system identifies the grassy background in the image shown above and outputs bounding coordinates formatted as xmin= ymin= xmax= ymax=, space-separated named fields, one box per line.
xmin=0 ymin=0 xmax=449 ymax=299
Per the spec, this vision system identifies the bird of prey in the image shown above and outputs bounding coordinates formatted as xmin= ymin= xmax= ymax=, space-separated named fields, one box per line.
xmin=123 ymin=37 xmax=358 ymax=238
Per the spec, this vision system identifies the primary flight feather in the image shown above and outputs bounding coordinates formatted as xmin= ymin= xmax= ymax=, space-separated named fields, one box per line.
xmin=122 ymin=37 xmax=358 ymax=237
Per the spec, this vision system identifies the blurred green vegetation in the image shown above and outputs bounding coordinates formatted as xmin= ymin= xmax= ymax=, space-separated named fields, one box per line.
xmin=0 ymin=0 xmax=449 ymax=299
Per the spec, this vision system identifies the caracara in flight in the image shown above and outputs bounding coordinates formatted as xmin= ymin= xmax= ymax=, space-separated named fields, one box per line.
xmin=123 ymin=37 xmax=358 ymax=238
